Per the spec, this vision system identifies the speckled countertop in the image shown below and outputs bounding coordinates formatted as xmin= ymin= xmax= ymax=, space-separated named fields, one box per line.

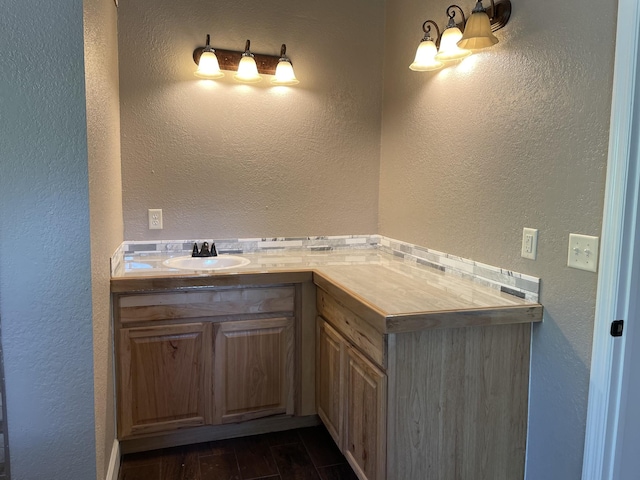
xmin=113 ymin=248 xmax=542 ymax=332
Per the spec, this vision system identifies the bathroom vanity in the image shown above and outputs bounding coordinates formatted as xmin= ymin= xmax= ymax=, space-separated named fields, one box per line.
xmin=111 ymin=246 xmax=542 ymax=480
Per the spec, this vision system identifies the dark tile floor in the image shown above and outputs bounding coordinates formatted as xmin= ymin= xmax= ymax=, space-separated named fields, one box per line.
xmin=118 ymin=425 xmax=358 ymax=480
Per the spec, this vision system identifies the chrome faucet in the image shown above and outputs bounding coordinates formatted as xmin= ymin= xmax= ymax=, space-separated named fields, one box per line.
xmin=192 ymin=241 xmax=218 ymax=257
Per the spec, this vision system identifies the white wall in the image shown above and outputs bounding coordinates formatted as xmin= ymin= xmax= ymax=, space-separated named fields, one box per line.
xmin=83 ymin=0 xmax=123 ymax=476
xmin=379 ymin=0 xmax=616 ymax=478
xmin=0 ymin=0 xmax=97 ymax=478
xmin=118 ymin=0 xmax=385 ymax=240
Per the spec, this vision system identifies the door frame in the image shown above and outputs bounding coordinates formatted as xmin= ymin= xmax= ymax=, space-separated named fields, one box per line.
xmin=582 ymin=0 xmax=640 ymax=477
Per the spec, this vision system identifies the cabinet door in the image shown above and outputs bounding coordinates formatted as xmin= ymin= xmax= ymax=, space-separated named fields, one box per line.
xmin=344 ymin=345 xmax=387 ymax=480
xmin=213 ymin=317 xmax=294 ymax=424
xmin=118 ymin=322 xmax=211 ymax=438
xmin=316 ymin=317 xmax=345 ymax=448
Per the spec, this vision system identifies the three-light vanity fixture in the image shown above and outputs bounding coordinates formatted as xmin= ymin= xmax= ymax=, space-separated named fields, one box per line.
xmin=193 ymin=35 xmax=299 ymax=85
xmin=410 ymin=0 xmax=511 ymax=72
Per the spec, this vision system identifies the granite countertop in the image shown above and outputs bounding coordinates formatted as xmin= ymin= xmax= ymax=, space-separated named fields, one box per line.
xmin=112 ymin=248 xmax=543 ymax=332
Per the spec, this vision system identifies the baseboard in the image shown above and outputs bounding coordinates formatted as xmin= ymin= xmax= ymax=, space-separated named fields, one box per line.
xmin=105 ymin=439 xmax=120 ymax=480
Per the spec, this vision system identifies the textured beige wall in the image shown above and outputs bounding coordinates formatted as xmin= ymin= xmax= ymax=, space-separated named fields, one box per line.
xmin=118 ymin=0 xmax=384 ymax=240
xmin=83 ymin=0 xmax=123 ymax=477
xmin=380 ymin=0 xmax=615 ymax=478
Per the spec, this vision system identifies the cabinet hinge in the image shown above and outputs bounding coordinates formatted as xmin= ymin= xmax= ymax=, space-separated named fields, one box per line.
xmin=611 ymin=320 xmax=624 ymax=337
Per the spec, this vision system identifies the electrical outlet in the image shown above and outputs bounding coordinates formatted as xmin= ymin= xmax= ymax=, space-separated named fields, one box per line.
xmin=567 ymin=233 xmax=599 ymax=272
xmin=148 ymin=209 xmax=163 ymax=230
xmin=521 ymin=228 xmax=538 ymax=260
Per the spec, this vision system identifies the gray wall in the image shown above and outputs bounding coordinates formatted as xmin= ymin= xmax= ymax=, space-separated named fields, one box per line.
xmin=379 ymin=0 xmax=615 ymax=478
xmin=118 ymin=0 xmax=385 ymax=240
xmin=0 ymin=0 xmax=97 ymax=478
xmin=84 ymin=0 xmax=123 ymax=476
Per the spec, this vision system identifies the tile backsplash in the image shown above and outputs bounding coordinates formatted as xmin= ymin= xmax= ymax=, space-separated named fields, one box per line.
xmin=112 ymin=234 xmax=539 ymax=302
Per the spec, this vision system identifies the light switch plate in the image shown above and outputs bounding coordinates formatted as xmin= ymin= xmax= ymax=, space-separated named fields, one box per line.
xmin=521 ymin=228 xmax=538 ymax=260
xmin=567 ymin=233 xmax=599 ymax=272
xmin=148 ymin=209 xmax=163 ymax=230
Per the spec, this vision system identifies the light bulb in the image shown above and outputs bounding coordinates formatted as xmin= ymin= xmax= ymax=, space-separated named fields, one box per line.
xmin=435 ymin=26 xmax=471 ymax=61
xmin=272 ymin=59 xmax=299 ymax=85
xmin=410 ymin=39 xmax=443 ymax=71
xmin=234 ymin=53 xmax=262 ymax=83
xmin=195 ymin=49 xmax=224 ymax=79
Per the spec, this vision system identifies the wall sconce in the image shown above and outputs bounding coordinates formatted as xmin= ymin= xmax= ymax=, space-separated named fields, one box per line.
xmin=272 ymin=45 xmax=299 ymax=86
xmin=457 ymin=0 xmax=502 ymax=49
xmin=435 ymin=5 xmax=471 ymax=61
xmin=409 ymin=20 xmax=443 ymax=71
xmin=194 ymin=34 xmax=224 ymax=79
xmin=409 ymin=0 xmax=511 ymax=72
xmin=235 ymin=40 xmax=262 ymax=83
xmin=193 ymin=35 xmax=299 ymax=86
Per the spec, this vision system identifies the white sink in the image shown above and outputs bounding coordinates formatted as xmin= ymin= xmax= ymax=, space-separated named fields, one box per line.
xmin=163 ymin=255 xmax=250 ymax=271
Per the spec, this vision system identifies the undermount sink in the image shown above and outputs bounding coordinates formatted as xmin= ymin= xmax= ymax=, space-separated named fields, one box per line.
xmin=163 ymin=255 xmax=250 ymax=271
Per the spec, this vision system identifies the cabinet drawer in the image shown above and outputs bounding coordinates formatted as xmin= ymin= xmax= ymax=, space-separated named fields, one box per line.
xmin=117 ymin=286 xmax=296 ymax=324
xmin=317 ymin=288 xmax=386 ymax=369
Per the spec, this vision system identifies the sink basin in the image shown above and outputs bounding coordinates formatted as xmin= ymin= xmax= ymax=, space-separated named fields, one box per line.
xmin=163 ymin=255 xmax=250 ymax=271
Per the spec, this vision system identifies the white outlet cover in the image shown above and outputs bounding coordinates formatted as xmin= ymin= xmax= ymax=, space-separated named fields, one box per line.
xmin=148 ymin=209 xmax=163 ymax=230
xmin=567 ymin=233 xmax=599 ymax=272
xmin=521 ymin=227 xmax=538 ymax=260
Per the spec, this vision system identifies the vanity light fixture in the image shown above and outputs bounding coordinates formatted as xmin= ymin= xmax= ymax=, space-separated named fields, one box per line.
xmin=271 ymin=44 xmax=299 ymax=85
xmin=410 ymin=20 xmax=443 ymax=71
xmin=409 ymin=0 xmax=512 ymax=71
xmin=434 ymin=5 xmax=471 ymax=62
xmin=194 ymin=34 xmax=224 ymax=79
xmin=193 ymin=36 xmax=299 ymax=85
xmin=234 ymin=40 xmax=262 ymax=83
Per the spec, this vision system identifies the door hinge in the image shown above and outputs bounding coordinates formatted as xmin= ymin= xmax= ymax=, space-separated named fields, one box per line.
xmin=611 ymin=320 xmax=624 ymax=337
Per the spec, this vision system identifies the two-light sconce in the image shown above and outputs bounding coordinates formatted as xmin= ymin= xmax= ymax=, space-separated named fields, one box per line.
xmin=193 ymin=35 xmax=299 ymax=85
xmin=410 ymin=0 xmax=511 ymax=72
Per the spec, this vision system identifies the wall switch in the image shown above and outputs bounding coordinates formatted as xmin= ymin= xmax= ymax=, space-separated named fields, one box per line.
xmin=521 ymin=228 xmax=538 ymax=260
xmin=148 ymin=209 xmax=163 ymax=229
xmin=567 ymin=233 xmax=599 ymax=272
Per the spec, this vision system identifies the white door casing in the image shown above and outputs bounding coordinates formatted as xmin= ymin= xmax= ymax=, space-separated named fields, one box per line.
xmin=582 ymin=0 xmax=640 ymax=478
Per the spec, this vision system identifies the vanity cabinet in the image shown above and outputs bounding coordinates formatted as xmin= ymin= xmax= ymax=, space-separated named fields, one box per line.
xmin=316 ymin=319 xmax=344 ymax=446
xmin=213 ymin=317 xmax=294 ymax=424
xmin=315 ymin=285 xmax=532 ymax=480
xmin=317 ymin=318 xmax=386 ymax=480
xmin=114 ymin=284 xmax=302 ymax=444
xmin=119 ymin=322 xmax=211 ymax=437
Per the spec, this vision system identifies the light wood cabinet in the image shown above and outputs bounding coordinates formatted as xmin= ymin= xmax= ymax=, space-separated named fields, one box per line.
xmin=114 ymin=284 xmax=306 ymax=447
xmin=316 ymin=288 xmax=531 ymax=480
xmin=316 ymin=318 xmax=344 ymax=447
xmin=316 ymin=317 xmax=387 ymax=480
xmin=344 ymin=344 xmax=386 ymax=480
xmin=119 ymin=322 xmax=211 ymax=438
xmin=213 ymin=317 xmax=294 ymax=424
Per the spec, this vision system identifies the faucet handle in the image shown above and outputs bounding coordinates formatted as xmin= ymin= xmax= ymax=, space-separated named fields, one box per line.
xmin=192 ymin=243 xmax=199 ymax=257
xmin=211 ymin=242 xmax=218 ymax=257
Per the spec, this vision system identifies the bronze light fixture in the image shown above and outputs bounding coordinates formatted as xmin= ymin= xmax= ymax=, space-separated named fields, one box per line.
xmin=193 ymin=35 xmax=299 ymax=85
xmin=409 ymin=0 xmax=512 ymax=72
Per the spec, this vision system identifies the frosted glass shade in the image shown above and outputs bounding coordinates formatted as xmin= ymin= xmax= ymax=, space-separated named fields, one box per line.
xmin=234 ymin=55 xmax=262 ymax=83
xmin=272 ymin=60 xmax=299 ymax=85
xmin=409 ymin=40 xmax=443 ymax=71
xmin=457 ymin=9 xmax=499 ymax=50
xmin=434 ymin=27 xmax=471 ymax=61
xmin=194 ymin=50 xmax=224 ymax=79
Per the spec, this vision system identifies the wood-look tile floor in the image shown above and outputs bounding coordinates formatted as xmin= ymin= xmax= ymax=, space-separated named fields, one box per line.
xmin=118 ymin=425 xmax=358 ymax=480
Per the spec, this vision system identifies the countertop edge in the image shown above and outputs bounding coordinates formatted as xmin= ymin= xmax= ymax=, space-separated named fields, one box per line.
xmin=110 ymin=270 xmax=314 ymax=293
xmin=111 ymin=267 xmax=543 ymax=334
xmin=385 ymin=305 xmax=543 ymax=334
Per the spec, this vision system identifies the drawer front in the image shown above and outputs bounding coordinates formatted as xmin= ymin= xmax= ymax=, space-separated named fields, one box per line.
xmin=118 ymin=286 xmax=295 ymax=324
xmin=317 ymin=289 xmax=386 ymax=369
